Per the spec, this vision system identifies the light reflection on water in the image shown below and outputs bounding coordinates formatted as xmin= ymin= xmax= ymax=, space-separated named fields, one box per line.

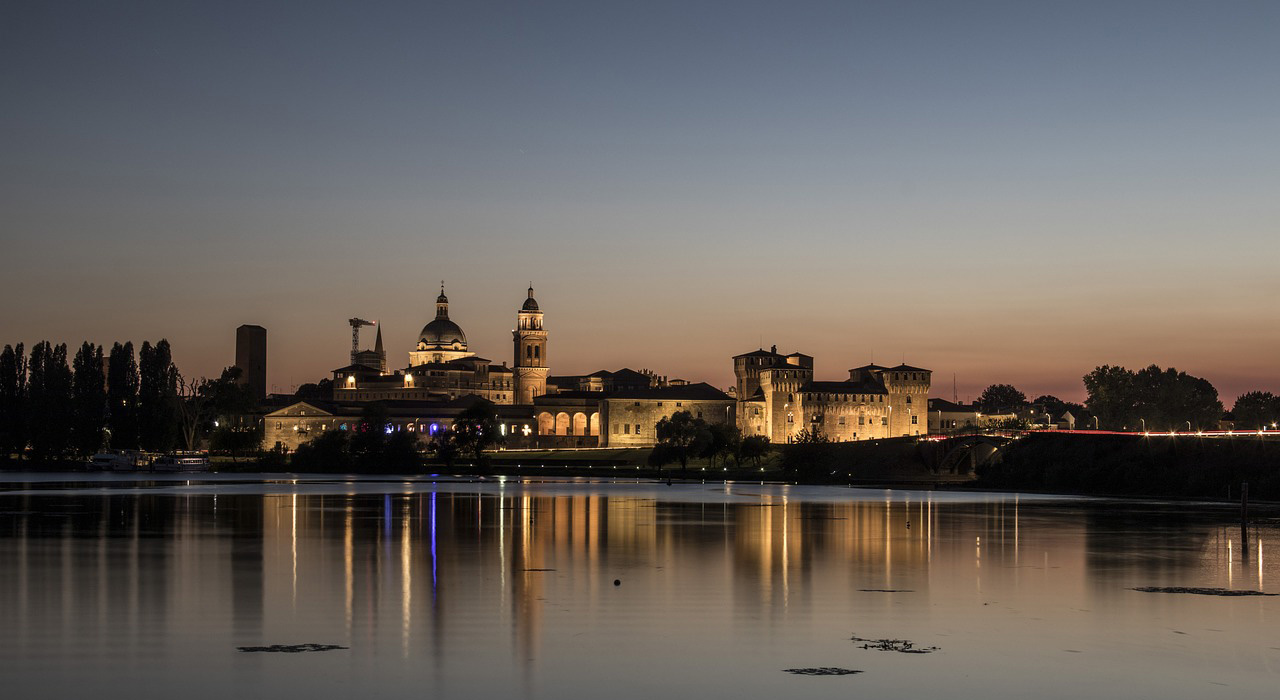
xmin=0 ymin=475 xmax=1276 ymax=699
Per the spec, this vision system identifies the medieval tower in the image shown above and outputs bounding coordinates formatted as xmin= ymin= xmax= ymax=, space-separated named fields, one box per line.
xmin=513 ymin=285 xmax=548 ymax=404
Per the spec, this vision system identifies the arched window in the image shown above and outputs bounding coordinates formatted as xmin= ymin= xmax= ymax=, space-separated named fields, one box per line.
xmin=534 ymin=346 xmax=540 ymax=359
xmin=905 ymin=395 xmax=912 ymax=405
xmin=526 ymin=346 xmax=532 ymax=359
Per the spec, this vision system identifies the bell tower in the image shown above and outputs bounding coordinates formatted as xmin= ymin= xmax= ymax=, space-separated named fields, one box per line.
xmin=513 ymin=284 xmax=549 ymax=404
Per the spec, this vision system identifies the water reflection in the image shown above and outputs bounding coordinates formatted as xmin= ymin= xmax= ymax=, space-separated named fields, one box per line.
xmin=0 ymin=483 xmax=1276 ymax=699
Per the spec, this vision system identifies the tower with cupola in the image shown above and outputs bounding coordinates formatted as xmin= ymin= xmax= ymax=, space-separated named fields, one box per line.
xmin=513 ymin=284 xmax=548 ymax=404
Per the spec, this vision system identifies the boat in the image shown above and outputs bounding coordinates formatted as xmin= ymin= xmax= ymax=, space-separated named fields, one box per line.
xmin=87 ymin=451 xmax=147 ymax=471
xmin=151 ymin=453 xmax=210 ymax=473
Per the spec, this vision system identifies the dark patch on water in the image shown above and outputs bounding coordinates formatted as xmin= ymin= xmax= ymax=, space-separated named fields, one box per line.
xmin=1131 ymin=587 xmax=1276 ymax=597
xmin=238 ymin=644 xmax=348 ymax=653
xmin=783 ymin=667 xmax=862 ymax=676
xmin=859 ymin=589 xmax=914 ymax=593
xmin=851 ymin=635 xmax=939 ymax=653
xmin=523 ymin=568 xmax=556 ymax=572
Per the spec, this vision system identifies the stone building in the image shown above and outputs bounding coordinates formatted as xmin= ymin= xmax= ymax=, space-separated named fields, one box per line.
xmin=262 ymin=397 xmax=535 ymax=452
xmin=734 ymin=346 xmax=930 ymax=442
xmin=600 ymin=383 xmax=735 ymax=447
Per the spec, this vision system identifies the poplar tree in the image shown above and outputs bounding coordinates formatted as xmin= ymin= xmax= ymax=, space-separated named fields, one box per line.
xmin=107 ymin=342 xmax=139 ymax=449
xmin=0 ymin=343 xmax=27 ymax=459
xmin=27 ymin=341 xmax=73 ymax=461
xmin=138 ymin=339 xmax=180 ymax=452
xmin=71 ymin=342 xmax=108 ymax=456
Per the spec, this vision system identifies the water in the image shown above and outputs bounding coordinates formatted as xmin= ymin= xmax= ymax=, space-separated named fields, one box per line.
xmin=1 ymin=473 xmax=1276 ymax=699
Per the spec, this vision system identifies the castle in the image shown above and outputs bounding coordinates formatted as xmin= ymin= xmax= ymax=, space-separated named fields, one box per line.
xmin=733 ymin=346 xmax=930 ymax=441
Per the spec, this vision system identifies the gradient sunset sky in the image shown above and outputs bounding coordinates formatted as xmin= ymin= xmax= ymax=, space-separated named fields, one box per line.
xmin=2 ymin=1 xmax=1277 ymax=403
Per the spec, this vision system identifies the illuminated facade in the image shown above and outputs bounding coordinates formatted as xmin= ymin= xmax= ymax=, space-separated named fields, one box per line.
xmin=734 ymin=346 xmax=930 ymax=442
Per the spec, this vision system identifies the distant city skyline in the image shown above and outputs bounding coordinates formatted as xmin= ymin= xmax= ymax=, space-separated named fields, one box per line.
xmin=2 ymin=1 xmax=1276 ymax=404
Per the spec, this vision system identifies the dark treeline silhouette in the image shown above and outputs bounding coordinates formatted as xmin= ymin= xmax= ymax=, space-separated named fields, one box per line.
xmin=978 ymin=432 xmax=1280 ymax=499
xmin=0 ymin=339 xmax=258 ymax=464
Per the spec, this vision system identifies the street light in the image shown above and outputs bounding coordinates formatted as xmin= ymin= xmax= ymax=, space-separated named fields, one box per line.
xmin=1139 ymin=417 xmax=1146 ymax=433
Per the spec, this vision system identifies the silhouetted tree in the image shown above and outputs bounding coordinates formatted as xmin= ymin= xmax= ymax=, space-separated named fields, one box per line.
xmin=449 ymin=400 xmax=503 ymax=464
xmin=138 ymin=339 xmax=180 ymax=451
xmin=653 ymin=411 xmax=711 ymax=471
xmin=1084 ymin=364 xmax=1222 ymax=431
xmin=739 ymin=434 xmax=770 ymax=468
xmin=977 ymin=384 xmax=1027 ymax=413
xmin=71 ymin=342 xmax=107 ymax=456
xmin=27 ymin=341 xmax=73 ymax=461
xmin=0 ymin=343 xmax=26 ymax=459
xmin=1231 ymin=392 xmax=1280 ymax=431
xmin=295 ymin=378 xmax=333 ymax=402
xmin=107 ymin=342 xmax=139 ymax=449
xmin=1031 ymin=395 xmax=1083 ymax=421
xmin=704 ymin=423 xmax=741 ymax=468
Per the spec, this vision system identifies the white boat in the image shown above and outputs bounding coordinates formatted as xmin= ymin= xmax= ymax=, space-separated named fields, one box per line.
xmin=151 ymin=454 xmax=210 ymax=473
xmin=87 ymin=451 xmax=147 ymax=471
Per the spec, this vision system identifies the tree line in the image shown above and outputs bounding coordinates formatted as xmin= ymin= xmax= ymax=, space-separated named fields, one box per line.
xmin=972 ymin=363 xmax=1272 ymax=433
xmin=0 ymin=340 xmax=257 ymax=463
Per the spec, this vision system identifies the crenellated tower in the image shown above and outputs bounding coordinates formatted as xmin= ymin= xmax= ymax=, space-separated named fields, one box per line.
xmin=513 ymin=284 xmax=549 ymax=404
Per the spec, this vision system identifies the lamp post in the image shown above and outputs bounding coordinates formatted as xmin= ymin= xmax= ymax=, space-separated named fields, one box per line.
xmin=1093 ymin=415 xmax=1099 ymax=430
xmin=1140 ymin=417 xmax=1146 ymax=433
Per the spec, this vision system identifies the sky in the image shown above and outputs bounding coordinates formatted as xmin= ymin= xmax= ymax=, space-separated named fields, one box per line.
xmin=2 ymin=1 xmax=1278 ymax=403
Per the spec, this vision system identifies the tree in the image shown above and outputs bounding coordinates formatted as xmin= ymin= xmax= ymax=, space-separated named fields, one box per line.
xmin=0 ymin=343 xmax=26 ymax=459
xmin=449 ymin=400 xmax=503 ymax=464
xmin=977 ymin=384 xmax=1027 ymax=413
xmin=1232 ymin=391 xmax=1280 ymax=430
xmin=138 ymin=339 xmax=180 ymax=451
xmin=295 ymin=379 xmax=333 ymax=402
xmin=202 ymin=367 xmax=262 ymax=458
xmin=703 ymin=423 xmax=741 ymax=468
xmin=291 ymin=430 xmax=352 ymax=472
xmin=739 ymin=435 xmax=770 ymax=468
xmin=1084 ymin=364 xmax=1223 ymax=431
xmin=653 ymin=411 xmax=711 ymax=471
xmin=27 ymin=341 xmax=73 ymax=461
xmin=107 ymin=342 xmax=139 ymax=449
xmin=71 ymin=342 xmax=107 ymax=456
xmin=1082 ymin=365 xmax=1134 ymax=430
xmin=1031 ymin=395 xmax=1083 ymax=421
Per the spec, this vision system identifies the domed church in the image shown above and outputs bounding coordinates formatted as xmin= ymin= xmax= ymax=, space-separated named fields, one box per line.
xmin=328 ymin=284 xmax=548 ymax=406
xmin=409 ymin=285 xmax=473 ymax=365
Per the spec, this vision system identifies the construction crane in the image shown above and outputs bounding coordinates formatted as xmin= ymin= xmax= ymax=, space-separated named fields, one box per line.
xmin=349 ymin=318 xmax=375 ymax=365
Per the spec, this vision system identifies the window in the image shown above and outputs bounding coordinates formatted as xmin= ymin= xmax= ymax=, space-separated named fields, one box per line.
xmin=634 ymin=401 xmax=641 ymax=406
xmin=859 ymin=416 xmax=865 ymax=425
xmin=624 ymin=424 xmax=630 ymax=434
xmin=676 ymin=402 xmax=682 ymax=407
xmin=696 ymin=411 xmax=702 ymax=419
xmin=905 ymin=395 xmax=912 ymax=405
xmin=881 ymin=417 xmax=888 ymax=426
xmin=911 ymin=415 xmax=918 ymax=425
xmin=838 ymin=416 xmax=846 ymax=426
xmin=613 ymin=424 xmax=619 ymax=434
xmin=635 ymin=424 xmax=641 ymax=434
xmin=787 ymin=413 xmax=794 ymax=424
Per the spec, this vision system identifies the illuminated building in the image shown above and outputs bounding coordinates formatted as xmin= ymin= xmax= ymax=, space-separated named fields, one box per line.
xmin=734 ymin=346 xmax=930 ymax=442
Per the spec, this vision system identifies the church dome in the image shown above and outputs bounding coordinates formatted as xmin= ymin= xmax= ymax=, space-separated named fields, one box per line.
xmin=521 ymin=285 xmax=539 ymax=311
xmin=419 ymin=318 xmax=466 ymax=348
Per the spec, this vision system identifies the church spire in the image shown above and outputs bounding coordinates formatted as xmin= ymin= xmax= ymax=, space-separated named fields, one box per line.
xmin=436 ymin=282 xmax=449 ymax=319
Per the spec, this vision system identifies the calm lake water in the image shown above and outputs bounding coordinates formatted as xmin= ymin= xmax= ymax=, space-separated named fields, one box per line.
xmin=1 ymin=473 xmax=1276 ymax=699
